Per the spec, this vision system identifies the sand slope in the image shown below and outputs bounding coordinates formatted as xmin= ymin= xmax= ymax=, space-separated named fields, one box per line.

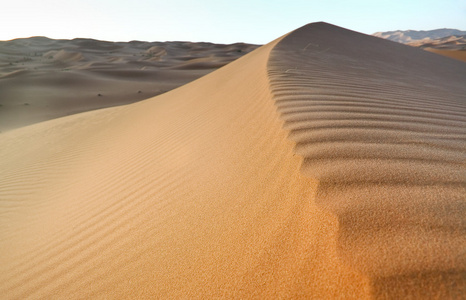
xmin=0 ymin=23 xmax=465 ymax=299
xmin=269 ymin=23 xmax=466 ymax=298
xmin=426 ymin=49 xmax=466 ymax=62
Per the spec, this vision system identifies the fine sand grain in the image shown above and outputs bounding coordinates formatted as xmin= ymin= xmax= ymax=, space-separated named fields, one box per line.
xmin=0 ymin=22 xmax=465 ymax=299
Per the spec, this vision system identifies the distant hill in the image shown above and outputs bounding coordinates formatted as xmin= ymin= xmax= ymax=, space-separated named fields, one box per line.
xmin=373 ymin=29 xmax=466 ymax=43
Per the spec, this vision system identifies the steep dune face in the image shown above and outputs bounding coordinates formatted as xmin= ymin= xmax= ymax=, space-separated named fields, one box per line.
xmin=269 ymin=22 xmax=466 ymax=298
xmin=0 ymin=22 xmax=464 ymax=299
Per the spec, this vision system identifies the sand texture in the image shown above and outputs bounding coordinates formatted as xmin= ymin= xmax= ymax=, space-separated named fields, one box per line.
xmin=0 ymin=37 xmax=258 ymax=132
xmin=0 ymin=22 xmax=465 ymax=299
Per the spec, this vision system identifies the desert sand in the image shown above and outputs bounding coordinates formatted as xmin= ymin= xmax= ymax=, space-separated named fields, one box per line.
xmin=426 ymin=49 xmax=466 ymax=62
xmin=0 ymin=22 xmax=465 ymax=299
xmin=407 ymin=35 xmax=466 ymax=62
xmin=0 ymin=38 xmax=258 ymax=132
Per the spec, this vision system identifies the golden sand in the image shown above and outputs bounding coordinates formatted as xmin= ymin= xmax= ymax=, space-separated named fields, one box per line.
xmin=426 ymin=48 xmax=466 ymax=62
xmin=0 ymin=22 xmax=465 ymax=299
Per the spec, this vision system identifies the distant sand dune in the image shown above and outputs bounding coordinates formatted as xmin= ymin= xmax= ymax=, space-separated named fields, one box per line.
xmin=408 ymin=35 xmax=466 ymax=62
xmin=43 ymin=49 xmax=84 ymax=63
xmin=426 ymin=49 xmax=466 ymax=62
xmin=0 ymin=22 xmax=465 ymax=299
xmin=0 ymin=38 xmax=258 ymax=132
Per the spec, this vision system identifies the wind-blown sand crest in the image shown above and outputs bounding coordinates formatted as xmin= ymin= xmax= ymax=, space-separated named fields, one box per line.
xmin=0 ymin=22 xmax=465 ymax=299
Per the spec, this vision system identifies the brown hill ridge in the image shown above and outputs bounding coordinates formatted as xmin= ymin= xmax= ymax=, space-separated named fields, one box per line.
xmin=0 ymin=22 xmax=465 ymax=299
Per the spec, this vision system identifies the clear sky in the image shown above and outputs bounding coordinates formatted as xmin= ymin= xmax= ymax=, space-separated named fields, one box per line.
xmin=2 ymin=0 xmax=465 ymax=43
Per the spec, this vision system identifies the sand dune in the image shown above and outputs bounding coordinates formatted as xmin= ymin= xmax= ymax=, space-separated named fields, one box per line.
xmin=407 ymin=34 xmax=466 ymax=49
xmin=269 ymin=23 xmax=466 ymax=298
xmin=426 ymin=49 xmax=466 ymax=62
xmin=406 ymin=35 xmax=466 ymax=62
xmin=0 ymin=22 xmax=465 ymax=299
xmin=0 ymin=37 xmax=258 ymax=132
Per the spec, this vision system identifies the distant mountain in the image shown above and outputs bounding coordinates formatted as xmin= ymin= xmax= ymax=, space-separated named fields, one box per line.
xmin=373 ymin=29 xmax=466 ymax=43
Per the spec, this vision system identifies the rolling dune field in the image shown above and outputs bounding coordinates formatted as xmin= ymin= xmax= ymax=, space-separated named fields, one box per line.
xmin=0 ymin=37 xmax=258 ymax=132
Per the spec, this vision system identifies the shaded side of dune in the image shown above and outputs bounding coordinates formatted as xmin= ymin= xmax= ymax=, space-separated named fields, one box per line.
xmin=268 ymin=22 xmax=466 ymax=299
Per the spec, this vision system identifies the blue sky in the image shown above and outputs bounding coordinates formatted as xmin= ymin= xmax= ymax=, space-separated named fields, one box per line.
xmin=2 ymin=0 xmax=465 ymax=43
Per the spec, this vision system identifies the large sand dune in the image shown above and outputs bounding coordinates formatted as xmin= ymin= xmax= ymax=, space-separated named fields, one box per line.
xmin=0 ymin=22 xmax=465 ymax=299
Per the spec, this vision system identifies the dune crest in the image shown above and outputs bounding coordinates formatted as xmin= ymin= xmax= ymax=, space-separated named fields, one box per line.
xmin=0 ymin=22 xmax=465 ymax=299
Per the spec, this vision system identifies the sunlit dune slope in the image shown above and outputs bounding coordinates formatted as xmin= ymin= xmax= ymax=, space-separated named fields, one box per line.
xmin=0 ymin=25 xmax=366 ymax=299
xmin=0 ymin=22 xmax=465 ymax=299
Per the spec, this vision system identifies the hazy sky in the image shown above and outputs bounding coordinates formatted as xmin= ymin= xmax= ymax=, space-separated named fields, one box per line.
xmin=2 ymin=0 xmax=465 ymax=43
